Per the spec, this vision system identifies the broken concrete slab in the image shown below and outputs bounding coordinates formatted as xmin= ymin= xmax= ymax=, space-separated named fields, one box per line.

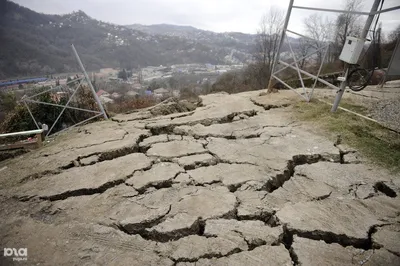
xmin=14 ymin=153 xmax=153 ymax=201
xmin=259 ymin=126 xmax=293 ymax=139
xmin=173 ymin=173 xmax=193 ymax=185
xmin=41 ymin=185 xmax=140 ymax=225
xmin=79 ymin=155 xmax=99 ymax=166
xmin=156 ymin=234 xmax=247 ymax=262
xmin=234 ymin=190 xmax=273 ymax=221
xmin=262 ymin=174 xmax=332 ymax=209
xmin=372 ymin=224 xmax=400 ymax=256
xmin=294 ymin=162 xmax=395 ymax=198
xmin=133 ymin=186 xmax=199 ymax=210
xmin=175 ymin=153 xmax=217 ymax=169
xmin=146 ymin=93 xmax=263 ymax=133
xmin=251 ymin=90 xmax=296 ymax=110
xmin=358 ymin=196 xmax=400 ymax=222
xmin=110 ymin=201 xmax=171 ymax=234
xmin=169 ymin=186 xmax=237 ymax=220
xmin=354 ymin=184 xmax=377 ymax=199
xmin=112 ymin=111 xmax=153 ymax=122
xmin=177 ymin=245 xmax=292 ymax=266
xmin=145 ymin=213 xmax=200 ymax=241
xmin=292 ymin=236 xmax=400 ymax=266
xmin=0 ymin=217 xmax=173 ymax=266
xmin=276 ymin=199 xmax=384 ymax=247
xmin=3 ymin=89 xmax=400 ymax=265
xmin=78 ymin=130 xmax=150 ymax=161
xmin=138 ymin=135 xmax=169 ymax=149
xmin=147 ymin=140 xmax=207 ymax=158
xmin=3 ymin=129 xmax=151 ymax=188
xmin=41 ymin=121 xmax=129 ymax=155
xmin=173 ymin=112 xmax=293 ymax=139
xmin=206 ymin=128 xmax=338 ymax=171
xmin=187 ymin=163 xmax=275 ymax=191
xmin=204 ymin=219 xmax=283 ymax=247
xmin=125 ymin=162 xmax=183 ymax=192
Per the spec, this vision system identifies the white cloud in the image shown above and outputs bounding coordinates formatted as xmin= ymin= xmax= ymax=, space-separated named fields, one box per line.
xmin=12 ymin=0 xmax=400 ymax=34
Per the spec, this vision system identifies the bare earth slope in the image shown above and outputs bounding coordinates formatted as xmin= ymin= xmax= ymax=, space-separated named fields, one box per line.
xmin=0 ymin=91 xmax=399 ymax=265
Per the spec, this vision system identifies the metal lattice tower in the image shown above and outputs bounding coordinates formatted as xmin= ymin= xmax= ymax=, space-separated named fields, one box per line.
xmin=268 ymin=0 xmax=400 ymax=112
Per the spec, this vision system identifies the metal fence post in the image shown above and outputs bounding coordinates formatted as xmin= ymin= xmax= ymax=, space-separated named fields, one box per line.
xmin=331 ymin=0 xmax=382 ymax=112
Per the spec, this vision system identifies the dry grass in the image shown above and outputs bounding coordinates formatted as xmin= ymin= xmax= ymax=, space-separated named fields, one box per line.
xmin=294 ymin=98 xmax=400 ymax=173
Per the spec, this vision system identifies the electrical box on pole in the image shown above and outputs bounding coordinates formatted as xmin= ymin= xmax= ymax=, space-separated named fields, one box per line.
xmin=339 ymin=36 xmax=365 ymax=64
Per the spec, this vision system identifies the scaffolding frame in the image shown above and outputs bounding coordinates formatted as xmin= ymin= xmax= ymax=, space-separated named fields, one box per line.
xmin=21 ymin=44 xmax=108 ymax=137
xmin=268 ymin=0 xmax=400 ymax=111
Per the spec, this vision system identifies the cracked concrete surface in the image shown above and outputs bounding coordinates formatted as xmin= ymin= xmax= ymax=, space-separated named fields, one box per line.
xmin=0 ymin=91 xmax=399 ymax=265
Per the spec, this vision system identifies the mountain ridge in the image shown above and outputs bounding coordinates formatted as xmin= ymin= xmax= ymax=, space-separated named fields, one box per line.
xmin=0 ymin=1 xmax=255 ymax=79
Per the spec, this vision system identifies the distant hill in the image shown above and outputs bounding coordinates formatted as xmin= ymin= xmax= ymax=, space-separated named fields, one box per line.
xmin=127 ymin=23 xmax=255 ymax=46
xmin=0 ymin=1 xmax=256 ymax=79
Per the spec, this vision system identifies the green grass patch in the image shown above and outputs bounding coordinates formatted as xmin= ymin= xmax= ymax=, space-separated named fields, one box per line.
xmin=294 ymin=99 xmax=400 ymax=173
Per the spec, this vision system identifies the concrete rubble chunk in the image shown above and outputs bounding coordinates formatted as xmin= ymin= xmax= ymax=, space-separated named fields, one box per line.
xmin=156 ymin=234 xmax=247 ymax=262
xmin=13 ymin=153 xmax=153 ymax=200
xmin=125 ymin=162 xmax=184 ymax=191
xmin=276 ymin=199 xmax=383 ymax=246
xmin=205 ymin=219 xmax=283 ymax=246
xmin=147 ymin=140 xmax=207 ymax=158
xmin=292 ymin=236 xmax=400 ymax=266
xmin=176 ymin=245 xmax=292 ymax=266
xmin=187 ymin=163 xmax=274 ymax=191
xmin=372 ymin=224 xmax=400 ymax=256
xmin=175 ymin=153 xmax=217 ymax=169
xmin=169 ymin=187 xmax=237 ymax=220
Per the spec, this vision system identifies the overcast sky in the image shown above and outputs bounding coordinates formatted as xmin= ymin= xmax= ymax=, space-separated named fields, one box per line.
xmin=12 ymin=0 xmax=400 ymax=35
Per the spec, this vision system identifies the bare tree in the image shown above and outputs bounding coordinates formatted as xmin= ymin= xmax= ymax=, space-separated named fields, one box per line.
xmin=295 ymin=38 xmax=313 ymax=68
xmin=304 ymin=14 xmax=334 ymax=65
xmin=254 ymin=7 xmax=284 ymax=90
xmin=334 ymin=0 xmax=363 ymax=57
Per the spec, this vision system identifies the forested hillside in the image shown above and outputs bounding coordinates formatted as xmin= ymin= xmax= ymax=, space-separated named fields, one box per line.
xmin=0 ymin=0 xmax=254 ymax=79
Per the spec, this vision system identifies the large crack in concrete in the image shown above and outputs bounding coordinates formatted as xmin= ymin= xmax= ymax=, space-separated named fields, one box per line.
xmin=265 ymin=153 xmax=341 ymax=193
xmin=4 ymin=93 xmax=398 ymax=265
xmin=374 ymin=182 xmax=397 ymax=198
xmin=19 ymin=133 xmax=150 ymax=183
xmin=39 ymin=179 xmax=127 ymax=201
xmin=146 ymin=110 xmax=258 ymax=135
